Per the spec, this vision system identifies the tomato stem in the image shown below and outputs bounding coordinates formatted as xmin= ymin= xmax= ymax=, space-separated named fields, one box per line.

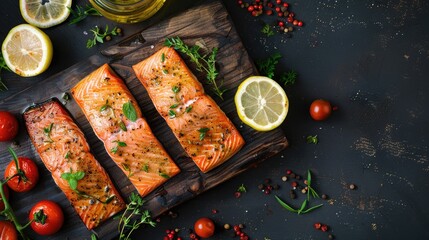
xmin=0 ymin=180 xmax=30 ymax=240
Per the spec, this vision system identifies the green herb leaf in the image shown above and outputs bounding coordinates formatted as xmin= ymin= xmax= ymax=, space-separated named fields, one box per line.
xmin=65 ymin=151 xmax=71 ymax=159
xmin=172 ymin=85 xmax=180 ymax=93
xmin=123 ymin=101 xmax=137 ymax=122
xmin=68 ymin=4 xmax=101 ymax=25
xmin=237 ymin=184 xmax=247 ymax=193
xmin=279 ymin=70 xmax=297 ymax=86
xmin=86 ymin=25 xmax=120 ymax=48
xmin=300 ymin=203 xmax=323 ymax=214
xmin=164 ymin=37 xmax=225 ymax=99
xmin=119 ymin=121 xmax=127 ymax=131
xmin=168 ymin=110 xmax=176 ymax=118
xmin=111 ymin=146 xmax=118 ymax=154
xmin=116 ymin=141 xmax=127 ymax=147
xmin=297 ymin=199 xmax=308 ymax=214
xmin=261 ymin=23 xmax=275 ymax=37
xmin=142 ymin=164 xmax=149 ymax=173
xmin=256 ymin=53 xmax=282 ymax=79
xmin=159 ymin=172 xmax=170 ymax=179
xmin=91 ymin=233 xmax=98 ymax=240
xmin=170 ymin=104 xmax=179 ymax=109
xmin=185 ymin=105 xmax=193 ymax=113
xmin=161 ymin=53 xmax=165 ymax=62
xmin=275 ymin=195 xmax=298 ymax=213
xmin=162 ymin=69 xmax=168 ymax=74
xmin=61 ymin=170 xmax=85 ymax=190
xmin=306 ymin=135 xmax=318 ymax=144
xmin=100 ymin=100 xmax=110 ymax=112
xmin=198 ymin=127 xmax=210 ymax=141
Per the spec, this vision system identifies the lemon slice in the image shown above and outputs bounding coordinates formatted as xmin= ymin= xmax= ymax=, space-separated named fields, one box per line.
xmin=2 ymin=24 xmax=53 ymax=77
xmin=20 ymin=0 xmax=72 ymax=28
xmin=235 ymin=76 xmax=289 ymax=131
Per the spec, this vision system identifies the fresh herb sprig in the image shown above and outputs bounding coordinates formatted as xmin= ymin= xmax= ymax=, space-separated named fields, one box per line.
xmin=68 ymin=4 xmax=102 ymax=25
xmin=0 ymin=53 xmax=10 ymax=91
xmin=275 ymin=169 xmax=323 ymax=215
xmin=261 ymin=23 xmax=275 ymax=37
xmin=198 ymin=127 xmax=210 ymax=141
xmin=87 ymin=25 xmax=118 ymax=48
xmin=237 ymin=184 xmax=247 ymax=193
xmin=61 ymin=170 xmax=114 ymax=204
xmin=118 ymin=192 xmax=156 ymax=240
xmin=165 ymin=37 xmax=226 ymax=99
xmin=306 ymin=135 xmax=318 ymax=144
xmin=43 ymin=123 xmax=54 ymax=143
xmin=256 ymin=53 xmax=298 ymax=86
xmin=122 ymin=101 xmax=137 ymax=122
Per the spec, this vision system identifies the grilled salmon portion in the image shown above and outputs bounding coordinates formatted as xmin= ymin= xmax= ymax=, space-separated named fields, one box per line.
xmin=133 ymin=47 xmax=245 ymax=173
xmin=24 ymin=100 xmax=125 ymax=230
xmin=71 ymin=64 xmax=180 ymax=197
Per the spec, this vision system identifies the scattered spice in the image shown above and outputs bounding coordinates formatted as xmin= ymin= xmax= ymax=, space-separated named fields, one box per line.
xmin=349 ymin=183 xmax=357 ymax=190
xmin=86 ymin=25 xmax=122 ymax=48
xmin=237 ymin=0 xmax=304 ymax=36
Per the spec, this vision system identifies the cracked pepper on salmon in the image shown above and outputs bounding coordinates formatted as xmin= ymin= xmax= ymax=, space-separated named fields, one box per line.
xmin=71 ymin=64 xmax=180 ymax=197
xmin=24 ymin=100 xmax=125 ymax=230
xmin=133 ymin=47 xmax=245 ymax=173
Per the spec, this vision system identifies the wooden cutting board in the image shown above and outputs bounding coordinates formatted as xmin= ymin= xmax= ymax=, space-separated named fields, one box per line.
xmin=0 ymin=0 xmax=288 ymax=239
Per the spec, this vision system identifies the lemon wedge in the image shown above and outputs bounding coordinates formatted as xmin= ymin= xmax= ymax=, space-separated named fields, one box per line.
xmin=1 ymin=24 xmax=53 ymax=77
xmin=20 ymin=0 xmax=72 ymax=28
xmin=235 ymin=76 xmax=289 ymax=131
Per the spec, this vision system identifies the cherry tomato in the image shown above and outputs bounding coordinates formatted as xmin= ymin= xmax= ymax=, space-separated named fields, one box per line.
xmin=194 ymin=217 xmax=215 ymax=238
xmin=5 ymin=157 xmax=39 ymax=192
xmin=0 ymin=185 xmax=10 ymax=211
xmin=0 ymin=111 xmax=19 ymax=141
xmin=29 ymin=200 xmax=64 ymax=236
xmin=309 ymin=99 xmax=332 ymax=121
xmin=0 ymin=220 xmax=18 ymax=240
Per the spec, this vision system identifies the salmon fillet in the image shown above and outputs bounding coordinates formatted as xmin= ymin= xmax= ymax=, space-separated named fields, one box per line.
xmin=24 ymin=100 xmax=125 ymax=230
xmin=133 ymin=47 xmax=245 ymax=173
xmin=71 ymin=64 xmax=180 ymax=197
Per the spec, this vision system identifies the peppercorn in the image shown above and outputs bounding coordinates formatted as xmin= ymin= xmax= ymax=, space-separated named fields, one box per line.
xmin=224 ymin=223 xmax=231 ymax=230
xmin=293 ymin=19 xmax=299 ymax=26
xmin=105 ymin=35 xmax=112 ymax=41
xmin=295 ymin=174 xmax=301 ymax=180
xmin=289 ymin=12 xmax=295 ymax=17
xmin=328 ymin=234 xmax=335 ymax=239
xmin=276 ymin=0 xmax=282 ymax=4
xmin=272 ymin=184 xmax=280 ymax=190
xmin=286 ymin=170 xmax=292 ymax=175
xmin=298 ymin=21 xmax=303 ymax=27
xmin=281 ymin=176 xmax=288 ymax=181
xmin=277 ymin=12 xmax=283 ymax=17
xmin=248 ymin=5 xmax=254 ymax=11
xmin=291 ymin=181 xmax=298 ymax=187
xmin=349 ymin=183 xmax=357 ymax=190
xmin=212 ymin=209 xmax=218 ymax=214
xmin=321 ymin=194 xmax=328 ymax=200
xmin=267 ymin=2 xmax=273 ymax=7
xmin=116 ymin=27 xmax=122 ymax=35
xmin=288 ymin=26 xmax=293 ymax=32
xmin=321 ymin=224 xmax=329 ymax=232
xmin=266 ymin=9 xmax=273 ymax=15
xmin=275 ymin=7 xmax=281 ymax=12
xmin=258 ymin=183 xmax=265 ymax=190
xmin=283 ymin=2 xmax=289 ymax=7
xmin=290 ymin=173 xmax=296 ymax=178
xmin=301 ymin=188 xmax=307 ymax=194
xmin=235 ymin=191 xmax=242 ymax=198
xmin=314 ymin=222 xmax=322 ymax=229
xmin=239 ymin=223 xmax=245 ymax=229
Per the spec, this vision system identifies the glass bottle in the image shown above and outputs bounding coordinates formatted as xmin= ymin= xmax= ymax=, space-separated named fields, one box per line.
xmin=89 ymin=0 xmax=166 ymax=24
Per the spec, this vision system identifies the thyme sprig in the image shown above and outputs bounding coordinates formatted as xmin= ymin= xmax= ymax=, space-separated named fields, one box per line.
xmin=0 ymin=53 xmax=10 ymax=91
xmin=256 ymin=53 xmax=298 ymax=86
xmin=68 ymin=4 xmax=102 ymax=25
xmin=118 ymin=192 xmax=156 ymax=240
xmin=87 ymin=25 xmax=118 ymax=48
xmin=165 ymin=37 xmax=226 ymax=99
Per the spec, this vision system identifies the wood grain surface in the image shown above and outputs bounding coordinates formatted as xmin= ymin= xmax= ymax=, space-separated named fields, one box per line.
xmin=0 ymin=0 xmax=288 ymax=239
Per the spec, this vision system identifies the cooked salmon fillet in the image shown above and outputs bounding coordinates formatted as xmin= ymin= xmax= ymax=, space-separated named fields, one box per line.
xmin=24 ymin=100 xmax=125 ymax=230
xmin=133 ymin=47 xmax=245 ymax=173
xmin=71 ymin=64 xmax=180 ymax=197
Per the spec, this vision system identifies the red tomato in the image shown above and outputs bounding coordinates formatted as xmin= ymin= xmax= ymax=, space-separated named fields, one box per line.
xmin=0 ymin=111 xmax=19 ymax=141
xmin=194 ymin=217 xmax=215 ymax=238
xmin=5 ymin=157 xmax=39 ymax=192
xmin=0 ymin=185 xmax=10 ymax=211
xmin=29 ymin=200 xmax=64 ymax=236
xmin=309 ymin=99 xmax=332 ymax=121
xmin=0 ymin=220 xmax=18 ymax=240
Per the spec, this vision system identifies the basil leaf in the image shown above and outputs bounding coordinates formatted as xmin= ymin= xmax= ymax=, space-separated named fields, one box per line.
xmin=123 ymin=101 xmax=137 ymax=122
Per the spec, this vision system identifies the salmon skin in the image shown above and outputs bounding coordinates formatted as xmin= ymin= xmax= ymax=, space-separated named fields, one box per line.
xmin=71 ymin=64 xmax=180 ymax=197
xmin=133 ymin=47 xmax=245 ymax=173
xmin=23 ymin=99 xmax=125 ymax=230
